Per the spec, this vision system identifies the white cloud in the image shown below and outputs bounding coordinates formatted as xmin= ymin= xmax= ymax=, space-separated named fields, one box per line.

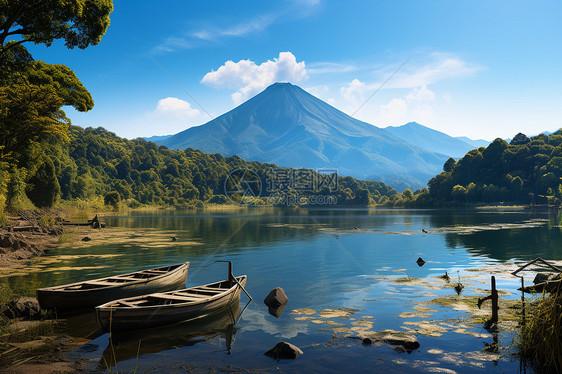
xmin=153 ymin=1 xmax=320 ymax=54
xmin=155 ymin=97 xmax=200 ymax=118
xmin=340 ymin=79 xmax=366 ymax=104
xmin=193 ymin=15 xmax=276 ymax=41
xmin=386 ymin=53 xmax=483 ymax=89
xmin=201 ymin=52 xmax=308 ymax=104
xmin=378 ymin=98 xmax=408 ymax=125
xmin=406 ymin=85 xmax=435 ymax=102
xmin=154 ymin=37 xmax=195 ymax=53
xmin=308 ymin=62 xmax=357 ymax=74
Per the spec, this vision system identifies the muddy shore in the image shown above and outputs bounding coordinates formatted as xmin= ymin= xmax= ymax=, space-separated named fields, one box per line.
xmin=0 ymin=211 xmax=100 ymax=373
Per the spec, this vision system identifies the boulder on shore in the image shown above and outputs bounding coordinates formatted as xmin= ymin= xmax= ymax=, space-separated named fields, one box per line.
xmin=264 ymin=287 xmax=288 ymax=309
xmin=265 ymin=341 xmax=303 ymax=360
xmin=3 ymin=297 xmax=41 ymax=320
xmin=358 ymin=330 xmax=420 ymax=353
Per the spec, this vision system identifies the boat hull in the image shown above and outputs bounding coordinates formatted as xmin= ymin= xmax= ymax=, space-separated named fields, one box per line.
xmin=96 ymin=276 xmax=247 ymax=332
xmin=37 ymin=263 xmax=189 ymax=312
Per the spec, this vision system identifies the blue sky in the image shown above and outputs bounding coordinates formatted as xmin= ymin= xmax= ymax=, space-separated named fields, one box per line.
xmin=24 ymin=0 xmax=562 ymax=140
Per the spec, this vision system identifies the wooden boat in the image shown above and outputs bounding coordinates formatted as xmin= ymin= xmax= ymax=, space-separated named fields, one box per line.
xmin=101 ymin=303 xmax=240 ymax=367
xmin=37 ymin=262 xmax=189 ymax=311
xmin=96 ymin=273 xmax=247 ymax=332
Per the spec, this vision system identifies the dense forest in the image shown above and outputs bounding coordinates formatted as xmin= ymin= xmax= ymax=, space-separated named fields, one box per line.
xmin=428 ymin=131 xmax=562 ymax=205
xmin=0 ymin=125 xmax=401 ymax=219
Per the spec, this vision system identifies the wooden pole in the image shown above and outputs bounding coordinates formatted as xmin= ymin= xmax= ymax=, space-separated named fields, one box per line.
xmin=490 ymin=276 xmax=498 ymax=325
xmin=521 ymin=277 xmax=526 ymax=326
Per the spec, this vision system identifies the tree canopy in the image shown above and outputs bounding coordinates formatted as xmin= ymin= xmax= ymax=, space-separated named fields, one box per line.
xmin=0 ymin=0 xmax=113 ymax=54
xmin=428 ymin=131 xmax=562 ymax=205
xmin=0 ymin=0 xmax=112 ymax=211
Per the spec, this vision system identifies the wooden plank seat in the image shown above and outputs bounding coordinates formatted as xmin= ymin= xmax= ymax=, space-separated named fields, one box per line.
xmin=114 ymin=276 xmax=140 ymax=280
xmin=84 ymin=280 xmax=118 ymax=286
xmin=107 ymin=277 xmax=136 ymax=282
xmin=181 ymin=292 xmax=214 ymax=298
xmin=199 ymin=286 xmax=225 ymax=291
xmin=149 ymin=293 xmax=194 ymax=301
xmin=116 ymin=300 xmax=139 ymax=307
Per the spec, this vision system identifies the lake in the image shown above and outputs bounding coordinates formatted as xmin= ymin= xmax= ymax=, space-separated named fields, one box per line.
xmin=4 ymin=207 xmax=561 ymax=373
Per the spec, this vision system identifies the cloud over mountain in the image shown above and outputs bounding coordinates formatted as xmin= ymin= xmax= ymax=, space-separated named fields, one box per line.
xmin=201 ymin=52 xmax=308 ymax=104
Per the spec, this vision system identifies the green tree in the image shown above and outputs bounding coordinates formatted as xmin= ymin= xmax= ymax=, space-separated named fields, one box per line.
xmin=26 ymin=156 xmax=60 ymax=207
xmin=104 ymin=190 xmax=120 ymax=209
xmin=353 ymin=188 xmax=370 ymax=205
xmin=402 ymin=188 xmax=414 ymax=200
xmin=443 ymin=157 xmax=456 ymax=172
xmin=510 ymin=132 xmax=530 ymax=146
xmin=0 ymin=0 xmax=113 ymax=54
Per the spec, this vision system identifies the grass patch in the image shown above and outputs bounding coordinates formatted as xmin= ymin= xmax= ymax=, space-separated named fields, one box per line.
xmin=519 ymin=293 xmax=562 ymax=373
xmin=57 ymin=231 xmax=74 ymax=244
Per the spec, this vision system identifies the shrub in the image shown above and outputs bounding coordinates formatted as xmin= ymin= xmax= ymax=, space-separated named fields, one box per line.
xmin=103 ymin=191 xmax=121 ymax=209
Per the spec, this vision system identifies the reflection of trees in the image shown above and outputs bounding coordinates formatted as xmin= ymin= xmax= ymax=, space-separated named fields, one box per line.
xmin=429 ymin=210 xmax=561 ymax=262
xmin=443 ymin=224 xmax=562 ymax=262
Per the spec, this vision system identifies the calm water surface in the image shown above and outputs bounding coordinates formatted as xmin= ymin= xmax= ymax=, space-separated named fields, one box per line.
xmin=5 ymin=207 xmax=562 ymax=373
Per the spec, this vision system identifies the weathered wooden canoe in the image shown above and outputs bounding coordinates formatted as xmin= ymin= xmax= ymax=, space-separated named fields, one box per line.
xmin=101 ymin=303 xmax=240 ymax=366
xmin=37 ymin=262 xmax=189 ymax=311
xmin=96 ymin=275 xmax=247 ymax=332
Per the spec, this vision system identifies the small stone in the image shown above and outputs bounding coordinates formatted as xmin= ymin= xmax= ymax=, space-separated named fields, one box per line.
xmin=358 ymin=330 xmax=420 ymax=353
xmin=82 ymin=237 xmax=91 ymax=242
xmin=416 ymin=257 xmax=425 ymax=267
xmin=265 ymin=341 xmax=303 ymax=360
xmin=264 ymin=287 xmax=288 ymax=309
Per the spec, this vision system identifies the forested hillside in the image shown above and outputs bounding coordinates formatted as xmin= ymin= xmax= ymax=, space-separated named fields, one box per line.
xmin=428 ymin=131 xmax=562 ymax=204
xmin=1 ymin=125 xmax=399 ymax=217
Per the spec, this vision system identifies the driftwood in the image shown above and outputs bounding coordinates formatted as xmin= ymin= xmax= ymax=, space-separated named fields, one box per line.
xmin=11 ymin=225 xmax=41 ymax=232
xmin=61 ymin=215 xmax=105 ymax=228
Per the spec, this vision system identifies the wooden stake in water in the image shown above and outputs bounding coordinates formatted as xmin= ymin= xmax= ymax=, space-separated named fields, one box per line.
xmin=477 ymin=275 xmax=499 ymax=328
xmin=521 ymin=277 xmax=526 ymax=326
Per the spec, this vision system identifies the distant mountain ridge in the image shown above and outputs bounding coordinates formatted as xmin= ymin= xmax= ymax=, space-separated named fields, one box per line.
xmin=454 ymin=136 xmax=490 ymax=149
xmin=156 ymin=83 xmax=449 ymax=190
xmin=384 ymin=122 xmax=478 ymax=158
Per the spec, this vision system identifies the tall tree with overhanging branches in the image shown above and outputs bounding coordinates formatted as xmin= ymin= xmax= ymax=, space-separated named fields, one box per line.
xmin=0 ymin=0 xmax=113 ymax=54
xmin=0 ymin=0 xmax=113 ymax=208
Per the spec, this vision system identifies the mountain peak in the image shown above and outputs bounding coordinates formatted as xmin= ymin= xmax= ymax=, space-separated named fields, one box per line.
xmin=157 ymin=83 xmax=449 ymax=190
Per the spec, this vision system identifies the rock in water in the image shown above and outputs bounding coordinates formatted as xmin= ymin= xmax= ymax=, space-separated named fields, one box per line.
xmin=82 ymin=237 xmax=91 ymax=242
xmin=416 ymin=257 xmax=425 ymax=267
xmin=265 ymin=341 xmax=303 ymax=360
xmin=359 ymin=330 xmax=420 ymax=353
xmin=264 ymin=287 xmax=288 ymax=309
xmin=533 ymin=272 xmax=553 ymax=284
xmin=268 ymin=303 xmax=287 ymax=318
